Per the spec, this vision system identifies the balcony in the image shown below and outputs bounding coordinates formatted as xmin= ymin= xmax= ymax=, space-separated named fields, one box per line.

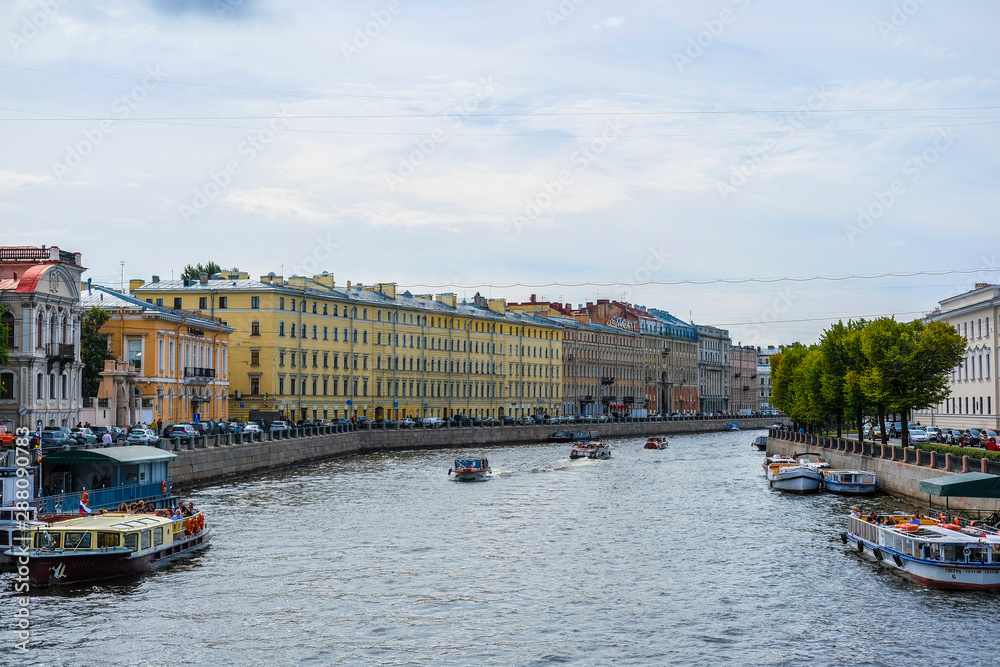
xmin=600 ymin=377 xmax=615 ymax=385
xmin=47 ymin=342 xmax=75 ymax=371
xmin=184 ymin=367 xmax=216 ymax=383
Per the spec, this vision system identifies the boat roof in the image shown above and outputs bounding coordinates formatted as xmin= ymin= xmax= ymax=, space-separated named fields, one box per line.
xmin=455 ymin=459 xmax=486 ymax=467
xmin=41 ymin=512 xmax=174 ymax=530
xmin=919 ymin=472 xmax=1000 ymax=498
xmin=41 ymin=445 xmax=177 ymax=465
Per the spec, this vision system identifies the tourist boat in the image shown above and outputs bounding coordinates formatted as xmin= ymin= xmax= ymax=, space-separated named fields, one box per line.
xmin=844 ymin=514 xmax=1000 ymax=591
xmin=726 ymin=423 xmax=740 ymax=431
xmin=449 ymin=458 xmax=492 ymax=481
xmin=751 ymin=436 xmax=768 ymax=451
xmin=643 ymin=436 xmax=668 ymax=450
xmin=822 ymin=469 xmax=877 ymax=495
xmin=764 ymin=452 xmax=829 ymax=493
xmin=570 ymin=442 xmax=611 ymax=460
xmin=548 ymin=430 xmax=599 ymax=443
xmin=9 ymin=510 xmax=211 ymax=587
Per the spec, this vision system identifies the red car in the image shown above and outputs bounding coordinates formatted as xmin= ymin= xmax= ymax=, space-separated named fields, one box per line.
xmin=985 ymin=431 xmax=1000 ymax=451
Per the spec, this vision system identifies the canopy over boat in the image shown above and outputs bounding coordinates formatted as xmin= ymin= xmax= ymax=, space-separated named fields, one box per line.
xmin=919 ymin=472 xmax=1000 ymax=499
xmin=454 ymin=459 xmax=487 ymax=470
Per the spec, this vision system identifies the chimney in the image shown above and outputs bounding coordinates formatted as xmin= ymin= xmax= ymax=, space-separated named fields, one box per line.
xmin=128 ymin=279 xmax=145 ymax=292
xmin=152 ymin=275 xmax=160 ymax=283
xmin=199 ymin=272 xmax=208 ymax=285
xmin=346 ymin=280 xmax=352 ymax=290
xmin=975 ymin=282 xmax=989 ymax=290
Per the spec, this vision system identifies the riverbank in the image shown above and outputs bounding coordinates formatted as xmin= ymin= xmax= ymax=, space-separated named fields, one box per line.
xmin=767 ymin=430 xmax=1000 ymax=512
xmin=170 ymin=418 xmax=780 ymax=487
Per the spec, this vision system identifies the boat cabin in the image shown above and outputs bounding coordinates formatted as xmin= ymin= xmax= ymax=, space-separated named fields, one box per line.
xmin=28 ymin=512 xmax=185 ymax=555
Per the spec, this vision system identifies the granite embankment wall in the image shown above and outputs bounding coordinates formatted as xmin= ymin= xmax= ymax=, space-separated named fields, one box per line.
xmin=170 ymin=418 xmax=779 ymax=487
xmin=767 ymin=430 xmax=1000 ymax=512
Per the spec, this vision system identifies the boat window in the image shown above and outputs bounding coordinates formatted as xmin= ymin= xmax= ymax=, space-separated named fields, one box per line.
xmin=992 ymin=545 xmax=1000 ymax=563
xmin=0 ymin=531 xmax=7 ymax=547
xmin=892 ymin=534 xmax=902 ymax=552
xmin=902 ymin=538 xmax=913 ymax=557
xmin=923 ymin=543 xmax=940 ymax=561
xmin=64 ymin=532 xmax=92 ymax=550
xmin=153 ymin=527 xmax=163 ymax=547
xmin=97 ymin=532 xmax=120 ymax=548
xmin=124 ymin=532 xmax=138 ymax=552
xmin=942 ymin=544 xmax=957 ymax=562
xmin=968 ymin=546 xmax=984 ymax=563
xmin=35 ymin=531 xmax=60 ymax=549
xmin=141 ymin=530 xmax=151 ymax=550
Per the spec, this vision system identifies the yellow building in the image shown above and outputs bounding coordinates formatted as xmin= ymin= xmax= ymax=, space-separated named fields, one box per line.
xmin=134 ymin=274 xmax=562 ymax=422
xmin=82 ymin=285 xmax=232 ymax=426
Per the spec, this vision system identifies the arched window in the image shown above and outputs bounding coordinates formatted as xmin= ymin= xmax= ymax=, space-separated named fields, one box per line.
xmin=37 ymin=314 xmax=44 ymax=348
xmin=0 ymin=371 xmax=14 ymax=400
xmin=1 ymin=311 xmax=14 ymax=348
xmin=36 ymin=372 xmax=44 ymax=398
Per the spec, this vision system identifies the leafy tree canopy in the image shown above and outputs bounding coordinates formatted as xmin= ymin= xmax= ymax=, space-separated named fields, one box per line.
xmin=81 ymin=306 xmax=112 ymax=398
xmin=180 ymin=262 xmax=238 ymax=281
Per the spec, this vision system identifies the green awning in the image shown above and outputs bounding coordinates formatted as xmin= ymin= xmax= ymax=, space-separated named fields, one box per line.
xmin=919 ymin=472 xmax=1000 ymax=498
xmin=42 ymin=446 xmax=177 ymax=465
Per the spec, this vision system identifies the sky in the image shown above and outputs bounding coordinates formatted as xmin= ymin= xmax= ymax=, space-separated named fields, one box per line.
xmin=1 ymin=0 xmax=998 ymax=347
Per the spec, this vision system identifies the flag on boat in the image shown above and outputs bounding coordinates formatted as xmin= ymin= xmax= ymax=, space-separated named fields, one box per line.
xmin=79 ymin=500 xmax=94 ymax=515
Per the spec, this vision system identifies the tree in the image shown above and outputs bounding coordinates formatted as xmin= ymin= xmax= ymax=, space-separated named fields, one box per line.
xmin=81 ymin=307 xmax=112 ymax=398
xmin=838 ymin=319 xmax=874 ymax=442
xmin=180 ymin=262 xmax=237 ymax=281
xmin=0 ymin=304 xmax=8 ymax=366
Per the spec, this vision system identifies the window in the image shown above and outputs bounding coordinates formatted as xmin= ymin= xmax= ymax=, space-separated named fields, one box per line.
xmin=312 ymin=325 xmax=318 ymax=339
xmin=312 ymin=378 xmax=318 ymax=395
xmin=280 ymin=297 xmax=285 ymax=310
xmin=250 ymin=377 xmax=260 ymax=394
xmin=377 ymin=332 xmax=382 ymax=345
xmin=312 ymin=302 xmax=317 ymax=314
xmin=141 ymin=530 xmax=151 ymax=550
xmin=363 ymin=331 xmax=368 ymax=344
xmin=0 ymin=372 xmax=13 ymax=400
xmin=279 ymin=351 xmax=285 ymax=366
xmin=250 ymin=349 xmax=260 ymax=366
xmin=323 ymin=326 xmax=328 ymax=340
xmin=251 ymin=321 xmax=260 ymax=336
xmin=173 ymin=297 xmax=182 ymax=309
xmin=290 ymin=323 xmax=296 ymax=338
xmin=323 ymin=304 xmax=328 ymax=315
xmin=153 ymin=527 xmax=164 ymax=547
xmin=218 ymin=297 xmax=228 ymax=309
xmin=199 ymin=297 xmax=207 ymax=310
xmin=291 ymin=299 xmax=295 ymax=311
xmin=291 ymin=352 xmax=296 ymax=367
xmin=251 ymin=296 xmax=260 ymax=309
xmin=279 ymin=322 xmax=285 ymax=336
xmin=290 ymin=378 xmax=296 ymax=395
xmin=279 ymin=377 xmax=285 ymax=394
xmin=312 ymin=353 xmax=318 ymax=368
xmin=323 ymin=352 xmax=329 ymax=368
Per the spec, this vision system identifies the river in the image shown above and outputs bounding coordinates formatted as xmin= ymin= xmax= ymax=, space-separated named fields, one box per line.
xmin=3 ymin=429 xmax=998 ymax=666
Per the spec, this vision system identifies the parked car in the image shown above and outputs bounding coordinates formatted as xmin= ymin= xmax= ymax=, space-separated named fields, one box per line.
xmin=908 ymin=427 xmax=930 ymax=443
xmin=126 ymin=429 xmax=159 ymax=444
xmin=418 ymin=417 xmax=444 ymax=428
xmin=924 ymin=427 xmax=941 ymax=442
xmin=984 ymin=431 xmax=1000 ymax=450
xmin=964 ymin=429 xmax=983 ymax=447
xmin=269 ymin=421 xmax=290 ymax=432
xmin=399 ymin=418 xmax=416 ymax=428
xmin=70 ymin=427 xmax=97 ymax=445
xmin=165 ymin=424 xmax=196 ymax=438
xmin=242 ymin=422 xmax=262 ymax=434
xmin=0 ymin=425 xmax=14 ymax=447
xmin=30 ymin=431 xmax=73 ymax=450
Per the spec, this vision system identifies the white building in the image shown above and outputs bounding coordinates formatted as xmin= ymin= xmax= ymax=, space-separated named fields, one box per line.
xmin=0 ymin=246 xmax=86 ymax=430
xmin=757 ymin=345 xmax=780 ymax=412
xmin=697 ymin=325 xmax=731 ymax=414
xmin=917 ymin=283 xmax=999 ymax=430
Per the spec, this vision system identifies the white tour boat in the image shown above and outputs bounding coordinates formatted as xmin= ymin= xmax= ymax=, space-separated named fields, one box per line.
xmin=822 ymin=469 xmax=878 ymax=495
xmin=570 ymin=442 xmax=611 ymax=460
xmin=845 ymin=514 xmax=1000 ymax=591
xmin=448 ymin=459 xmax=492 ymax=482
xmin=764 ymin=452 xmax=829 ymax=494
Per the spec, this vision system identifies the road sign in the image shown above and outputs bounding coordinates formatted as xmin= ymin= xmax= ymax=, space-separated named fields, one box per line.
xmin=192 ymin=413 xmax=201 ymax=423
xmin=346 ymin=400 xmax=352 ymax=406
xmin=240 ymin=403 xmax=245 ymax=409
xmin=393 ymin=402 xmax=398 ymax=408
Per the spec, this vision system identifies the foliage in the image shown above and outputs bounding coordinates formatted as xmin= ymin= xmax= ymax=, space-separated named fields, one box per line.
xmin=180 ymin=262 xmax=238 ymax=281
xmin=913 ymin=443 xmax=1000 ymax=463
xmin=81 ymin=306 xmax=112 ymax=398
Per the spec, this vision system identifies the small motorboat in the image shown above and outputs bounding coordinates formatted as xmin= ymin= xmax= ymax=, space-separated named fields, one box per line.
xmin=570 ymin=442 xmax=611 ymax=460
xmin=643 ymin=436 xmax=668 ymax=450
xmin=449 ymin=458 xmax=492 ymax=481
xmin=822 ymin=469 xmax=877 ymax=495
xmin=726 ymin=423 xmax=740 ymax=431
xmin=751 ymin=436 xmax=768 ymax=451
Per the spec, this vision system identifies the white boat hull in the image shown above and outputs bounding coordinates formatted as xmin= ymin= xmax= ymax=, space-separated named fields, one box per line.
xmin=823 ymin=480 xmax=878 ymax=495
xmin=847 ymin=532 xmax=1000 ymax=591
xmin=451 ymin=471 xmax=491 ymax=482
xmin=769 ymin=468 xmax=823 ymax=493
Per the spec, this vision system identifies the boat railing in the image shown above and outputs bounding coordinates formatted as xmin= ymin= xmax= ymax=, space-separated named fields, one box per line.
xmin=38 ymin=480 xmax=173 ymax=513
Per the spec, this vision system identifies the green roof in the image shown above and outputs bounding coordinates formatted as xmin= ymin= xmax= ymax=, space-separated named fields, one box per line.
xmin=42 ymin=446 xmax=177 ymax=465
xmin=919 ymin=472 xmax=1000 ymax=499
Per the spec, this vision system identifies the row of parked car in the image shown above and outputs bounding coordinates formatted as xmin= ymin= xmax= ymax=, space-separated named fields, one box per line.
xmin=864 ymin=422 xmax=999 ymax=448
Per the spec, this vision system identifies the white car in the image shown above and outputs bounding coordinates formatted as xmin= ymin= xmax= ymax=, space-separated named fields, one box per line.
xmin=269 ymin=421 xmax=290 ymax=432
xmin=126 ymin=429 xmax=159 ymax=444
xmin=243 ymin=423 xmax=262 ymax=433
xmin=908 ymin=428 xmax=930 ymax=443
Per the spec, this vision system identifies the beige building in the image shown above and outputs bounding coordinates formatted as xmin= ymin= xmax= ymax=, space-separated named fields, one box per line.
xmin=918 ymin=283 xmax=999 ymax=430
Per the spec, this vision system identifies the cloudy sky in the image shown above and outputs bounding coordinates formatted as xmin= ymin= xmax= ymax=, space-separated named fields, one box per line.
xmin=2 ymin=0 xmax=998 ymax=346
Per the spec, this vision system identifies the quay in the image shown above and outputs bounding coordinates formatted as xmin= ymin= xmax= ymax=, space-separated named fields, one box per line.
xmin=767 ymin=429 xmax=1000 ymax=512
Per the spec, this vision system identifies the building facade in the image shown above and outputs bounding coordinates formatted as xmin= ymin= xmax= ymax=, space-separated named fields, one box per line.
xmin=81 ymin=285 xmax=232 ymax=427
xmin=646 ymin=308 xmax=699 ymax=415
xmin=135 ymin=275 xmax=563 ymax=422
xmin=0 ymin=246 xmax=85 ymax=430
xmin=757 ymin=345 xmax=780 ymax=412
xmin=697 ymin=325 xmax=731 ymax=414
xmin=918 ymin=283 xmax=999 ymax=430
xmin=729 ymin=345 xmax=759 ymax=415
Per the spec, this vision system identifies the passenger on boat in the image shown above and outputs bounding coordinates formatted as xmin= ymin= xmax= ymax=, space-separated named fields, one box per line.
xmin=851 ymin=507 xmax=862 ymax=518
xmin=909 ymin=513 xmax=922 ymax=525
xmin=118 ymin=503 xmax=128 ymax=512
xmin=171 ymin=508 xmax=183 ymax=521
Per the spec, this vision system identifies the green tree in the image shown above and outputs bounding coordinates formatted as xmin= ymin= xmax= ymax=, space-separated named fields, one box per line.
xmin=838 ymin=319 xmax=874 ymax=442
xmin=81 ymin=306 xmax=112 ymax=398
xmin=770 ymin=343 xmax=811 ymax=428
xmin=180 ymin=262 xmax=237 ymax=281
xmin=0 ymin=304 xmax=8 ymax=366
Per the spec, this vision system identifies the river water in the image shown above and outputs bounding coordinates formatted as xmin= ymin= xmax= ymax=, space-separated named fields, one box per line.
xmin=3 ymin=429 xmax=999 ymax=666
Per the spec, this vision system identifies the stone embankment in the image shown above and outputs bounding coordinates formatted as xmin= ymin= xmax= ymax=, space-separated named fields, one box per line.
xmin=767 ymin=430 xmax=1000 ymax=512
xmin=169 ymin=418 xmax=779 ymax=487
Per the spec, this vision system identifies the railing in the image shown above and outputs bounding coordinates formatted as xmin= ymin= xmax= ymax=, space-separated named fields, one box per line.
xmin=184 ymin=367 xmax=216 ymax=378
xmin=48 ymin=343 xmax=75 ymax=360
xmin=39 ymin=480 xmax=172 ymax=513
